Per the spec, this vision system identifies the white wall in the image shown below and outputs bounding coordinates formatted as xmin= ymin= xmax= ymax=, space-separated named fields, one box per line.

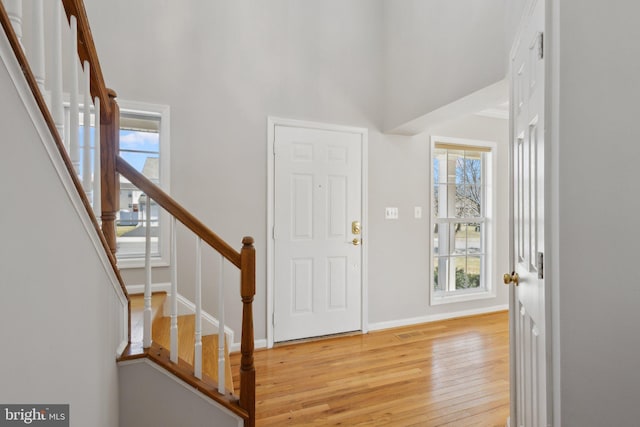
xmin=555 ymin=1 xmax=640 ymax=424
xmin=0 ymin=31 xmax=126 ymax=426
xmin=118 ymin=361 xmax=242 ymax=427
xmin=83 ymin=0 xmax=509 ymax=344
xmin=368 ymin=114 xmax=510 ymax=327
xmin=383 ymin=0 xmax=507 ymax=131
xmin=84 ymin=0 xmax=384 ymax=342
xmin=504 ymin=0 xmax=528 ymax=65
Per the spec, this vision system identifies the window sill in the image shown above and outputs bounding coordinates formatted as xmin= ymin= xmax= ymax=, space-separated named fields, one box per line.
xmin=430 ymin=289 xmax=496 ymax=306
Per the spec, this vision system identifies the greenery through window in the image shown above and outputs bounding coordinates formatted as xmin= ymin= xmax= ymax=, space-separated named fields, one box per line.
xmin=433 ymin=144 xmax=490 ymax=295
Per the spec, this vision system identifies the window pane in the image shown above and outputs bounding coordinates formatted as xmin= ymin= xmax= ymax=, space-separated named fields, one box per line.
xmin=454 ymin=257 xmax=468 ymax=289
xmin=119 ymin=152 xmax=160 ymax=182
xmin=466 ymin=184 xmax=482 ymax=217
xmin=117 ymin=191 xmax=160 ymax=258
xmin=436 ymin=222 xmax=450 ymax=256
xmin=433 ymin=156 xmax=440 ymax=185
xmin=466 ymin=256 xmax=482 ymax=289
xmin=451 ymin=256 xmax=483 ymax=290
xmin=120 ymin=129 xmax=160 ymax=153
xmin=116 ymin=116 xmax=163 ymax=261
xmin=454 ymin=223 xmax=466 ymax=254
xmin=468 ymin=223 xmax=482 ymax=254
xmin=451 ymin=150 xmax=464 ymax=184
xmin=455 ymin=183 xmax=466 ymax=218
xmin=119 ymin=129 xmax=160 ymax=182
xmin=433 ymin=185 xmax=439 ymax=217
xmin=433 ymin=257 xmax=444 ymax=291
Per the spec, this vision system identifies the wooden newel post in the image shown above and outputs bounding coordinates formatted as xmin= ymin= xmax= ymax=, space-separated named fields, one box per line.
xmin=100 ymin=88 xmax=120 ymax=257
xmin=239 ymin=236 xmax=256 ymax=426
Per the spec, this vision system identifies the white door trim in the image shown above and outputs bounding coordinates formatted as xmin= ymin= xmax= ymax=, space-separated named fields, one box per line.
xmin=266 ymin=117 xmax=368 ymax=348
xmin=548 ymin=0 xmax=561 ymax=424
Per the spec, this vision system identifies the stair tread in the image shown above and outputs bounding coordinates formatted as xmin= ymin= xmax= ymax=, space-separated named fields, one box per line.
xmin=128 ymin=293 xmax=234 ymax=393
xmin=153 ymin=315 xmax=234 ymax=393
xmin=130 ymin=292 xmax=166 ymax=344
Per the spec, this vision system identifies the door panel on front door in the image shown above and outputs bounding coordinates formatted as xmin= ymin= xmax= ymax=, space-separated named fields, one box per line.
xmin=274 ymin=125 xmax=362 ymax=342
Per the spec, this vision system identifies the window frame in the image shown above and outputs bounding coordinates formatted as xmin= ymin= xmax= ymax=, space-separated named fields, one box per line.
xmin=115 ymin=100 xmax=171 ymax=269
xmin=430 ymin=136 xmax=497 ymax=305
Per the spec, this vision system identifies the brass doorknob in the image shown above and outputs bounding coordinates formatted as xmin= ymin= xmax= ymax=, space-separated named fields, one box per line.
xmin=503 ymin=272 xmax=519 ymax=286
xmin=352 ymin=238 xmax=361 ymax=246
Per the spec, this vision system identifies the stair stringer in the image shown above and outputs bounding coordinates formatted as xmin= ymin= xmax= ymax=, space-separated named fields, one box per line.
xmin=118 ymin=358 xmax=243 ymax=427
xmin=0 ymin=20 xmax=127 ymax=426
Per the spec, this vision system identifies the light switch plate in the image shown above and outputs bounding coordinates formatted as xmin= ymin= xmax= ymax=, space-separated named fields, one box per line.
xmin=414 ymin=206 xmax=422 ymax=219
xmin=385 ymin=207 xmax=399 ymax=219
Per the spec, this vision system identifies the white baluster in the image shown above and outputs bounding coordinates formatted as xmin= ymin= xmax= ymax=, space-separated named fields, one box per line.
xmin=5 ymin=0 xmax=22 ymax=44
xmin=50 ymin=1 xmax=64 ymax=141
xmin=92 ymin=97 xmax=101 ymax=218
xmin=69 ymin=16 xmax=80 ymax=173
xmin=32 ymin=0 xmax=45 ymax=95
xmin=82 ymin=61 xmax=91 ymax=192
xmin=143 ymin=195 xmax=152 ymax=348
xmin=170 ymin=217 xmax=178 ymax=364
xmin=217 ymin=254 xmax=225 ymax=394
xmin=64 ymin=108 xmax=70 ymax=152
xmin=194 ymin=237 xmax=203 ymax=379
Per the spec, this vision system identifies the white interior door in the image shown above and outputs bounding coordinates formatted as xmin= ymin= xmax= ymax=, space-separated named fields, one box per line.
xmin=273 ymin=124 xmax=363 ymax=342
xmin=509 ymin=0 xmax=549 ymax=426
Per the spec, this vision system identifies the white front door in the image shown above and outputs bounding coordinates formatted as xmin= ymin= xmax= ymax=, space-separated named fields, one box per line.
xmin=509 ymin=0 xmax=550 ymax=425
xmin=273 ymin=124 xmax=363 ymax=342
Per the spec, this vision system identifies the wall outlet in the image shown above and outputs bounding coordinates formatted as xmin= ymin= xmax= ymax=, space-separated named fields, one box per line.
xmin=385 ymin=207 xmax=399 ymax=219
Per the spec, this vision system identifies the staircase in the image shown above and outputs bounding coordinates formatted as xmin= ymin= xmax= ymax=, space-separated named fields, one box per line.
xmin=0 ymin=1 xmax=255 ymax=425
xmin=128 ymin=292 xmax=235 ymax=394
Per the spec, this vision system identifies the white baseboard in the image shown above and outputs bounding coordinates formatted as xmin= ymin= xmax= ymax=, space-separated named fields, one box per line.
xmin=368 ymin=304 xmax=509 ymax=332
xmin=230 ymin=339 xmax=267 ymax=354
xmin=127 ymin=283 xmax=172 ymax=295
xmin=127 ymin=283 xmax=235 ymax=343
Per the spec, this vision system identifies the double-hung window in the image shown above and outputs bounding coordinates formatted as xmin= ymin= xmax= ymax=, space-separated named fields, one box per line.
xmin=116 ymin=102 xmax=170 ymax=268
xmin=431 ymin=137 xmax=495 ymax=303
xmin=74 ymin=100 xmax=170 ymax=268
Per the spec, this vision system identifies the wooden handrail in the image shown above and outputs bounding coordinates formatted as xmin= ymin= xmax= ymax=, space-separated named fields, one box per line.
xmin=60 ymin=0 xmax=111 ymax=117
xmin=116 ymin=156 xmax=242 ymax=268
xmin=119 ymin=154 xmax=255 ymax=416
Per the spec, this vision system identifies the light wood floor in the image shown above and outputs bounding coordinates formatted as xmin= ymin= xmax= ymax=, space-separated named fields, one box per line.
xmin=231 ymin=311 xmax=509 ymax=426
xmin=129 ymin=293 xmax=234 ymax=392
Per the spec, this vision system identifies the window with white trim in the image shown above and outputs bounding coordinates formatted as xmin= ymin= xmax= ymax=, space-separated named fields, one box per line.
xmin=76 ymin=101 xmax=170 ymax=268
xmin=116 ymin=103 xmax=170 ymax=268
xmin=431 ymin=139 xmax=494 ymax=302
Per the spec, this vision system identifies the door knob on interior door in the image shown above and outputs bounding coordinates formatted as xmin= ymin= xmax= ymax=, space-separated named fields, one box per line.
xmin=351 ymin=238 xmax=361 ymax=246
xmin=503 ymin=272 xmax=519 ymax=286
